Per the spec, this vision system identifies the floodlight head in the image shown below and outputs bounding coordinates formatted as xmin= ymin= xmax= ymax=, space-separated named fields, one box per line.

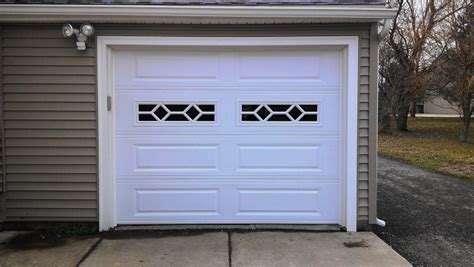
xmin=80 ymin=23 xmax=94 ymax=37
xmin=62 ymin=23 xmax=75 ymax=38
xmin=61 ymin=23 xmax=95 ymax=50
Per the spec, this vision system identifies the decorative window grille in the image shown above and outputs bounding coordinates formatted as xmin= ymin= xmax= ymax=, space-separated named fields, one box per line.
xmin=138 ymin=103 xmax=215 ymax=122
xmin=241 ymin=104 xmax=318 ymax=123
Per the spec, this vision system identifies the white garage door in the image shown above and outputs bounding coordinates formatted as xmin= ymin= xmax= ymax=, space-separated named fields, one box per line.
xmin=114 ymin=46 xmax=342 ymax=224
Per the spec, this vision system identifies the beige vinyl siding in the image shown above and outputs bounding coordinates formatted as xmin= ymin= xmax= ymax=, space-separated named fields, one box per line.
xmin=358 ymin=30 xmax=371 ymax=222
xmin=1 ymin=26 xmax=97 ymax=221
xmin=1 ymin=24 xmax=377 ymax=225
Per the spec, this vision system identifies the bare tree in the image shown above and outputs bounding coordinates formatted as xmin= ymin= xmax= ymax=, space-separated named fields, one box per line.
xmin=432 ymin=0 xmax=473 ymax=142
xmin=378 ymin=39 xmax=406 ymax=132
xmin=380 ymin=0 xmax=451 ymax=131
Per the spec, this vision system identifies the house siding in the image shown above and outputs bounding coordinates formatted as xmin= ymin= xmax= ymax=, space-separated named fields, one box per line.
xmin=0 ymin=23 xmax=377 ymax=225
xmin=1 ymin=26 xmax=97 ymax=221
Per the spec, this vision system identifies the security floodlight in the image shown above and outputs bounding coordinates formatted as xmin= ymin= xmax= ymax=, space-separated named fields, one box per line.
xmin=62 ymin=23 xmax=75 ymax=38
xmin=80 ymin=23 xmax=94 ymax=37
xmin=61 ymin=23 xmax=95 ymax=51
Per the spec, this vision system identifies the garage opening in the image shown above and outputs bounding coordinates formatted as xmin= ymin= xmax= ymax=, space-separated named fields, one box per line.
xmin=97 ymin=36 xmax=359 ymax=231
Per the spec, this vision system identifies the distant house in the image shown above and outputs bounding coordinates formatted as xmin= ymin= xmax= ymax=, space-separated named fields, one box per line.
xmin=422 ymin=96 xmax=461 ymax=115
xmin=417 ymin=96 xmax=473 ymax=116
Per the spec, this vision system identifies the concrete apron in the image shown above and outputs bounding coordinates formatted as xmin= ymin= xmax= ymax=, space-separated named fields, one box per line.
xmin=80 ymin=231 xmax=410 ymax=267
xmin=0 ymin=231 xmax=410 ymax=266
xmin=0 ymin=232 xmax=100 ymax=267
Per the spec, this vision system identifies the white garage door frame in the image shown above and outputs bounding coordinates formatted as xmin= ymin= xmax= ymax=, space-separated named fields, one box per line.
xmin=97 ymin=36 xmax=359 ymax=232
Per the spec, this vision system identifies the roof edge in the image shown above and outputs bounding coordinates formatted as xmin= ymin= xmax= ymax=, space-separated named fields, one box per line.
xmin=0 ymin=4 xmax=397 ymax=24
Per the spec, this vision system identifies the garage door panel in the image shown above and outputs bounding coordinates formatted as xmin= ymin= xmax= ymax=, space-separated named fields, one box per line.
xmin=115 ymin=48 xmax=227 ymax=88
xmin=236 ymin=94 xmax=340 ymax=132
xmin=235 ymin=183 xmax=339 ymax=222
xmin=135 ymin=189 xmax=219 ymax=214
xmin=117 ymin=137 xmax=340 ymax=178
xmin=117 ymin=138 xmax=222 ymax=176
xmin=133 ymin=52 xmax=219 ymax=81
xmin=115 ymin=47 xmax=341 ymax=88
xmin=238 ymin=51 xmax=320 ymax=80
xmin=115 ymin=92 xmax=226 ymax=133
xmin=235 ymin=140 xmax=340 ymax=177
xmin=134 ymin=144 xmax=220 ymax=170
xmin=236 ymin=48 xmax=341 ymax=87
xmin=116 ymin=86 xmax=341 ymax=93
xmin=116 ymin=184 xmax=226 ymax=223
xmin=237 ymin=145 xmax=321 ymax=169
xmin=116 ymin=182 xmax=339 ymax=224
xmin=116 ymin=93 xmax=340 ymax=133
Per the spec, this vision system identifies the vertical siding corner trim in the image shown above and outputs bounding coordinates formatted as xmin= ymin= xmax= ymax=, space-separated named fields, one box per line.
xmin=0 ymin=25 xmax=5 ymax=223
xmin=368 ymin=23 xmax=379 ymax=224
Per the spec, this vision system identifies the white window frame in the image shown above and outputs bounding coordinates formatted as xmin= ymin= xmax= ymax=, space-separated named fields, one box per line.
xmin=97 ymin=36 xmax=359 ymax=232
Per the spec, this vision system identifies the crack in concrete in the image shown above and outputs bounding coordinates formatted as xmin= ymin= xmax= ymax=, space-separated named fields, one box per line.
xmin=75 ymin=236 xmax=103 ymax=267
xmin=227 ymin=231 xmax=233 ymax=267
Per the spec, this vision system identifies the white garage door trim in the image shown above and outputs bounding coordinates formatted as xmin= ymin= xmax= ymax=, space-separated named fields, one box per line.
xmin=97 ymin=36 xmax=359 ymax=232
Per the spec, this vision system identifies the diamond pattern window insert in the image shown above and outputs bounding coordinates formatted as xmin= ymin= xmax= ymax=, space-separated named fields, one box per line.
xmin=241 ymin=104 xmax=319 ymax=123
xmin=138 ymin=103 xmax=215 ymax=122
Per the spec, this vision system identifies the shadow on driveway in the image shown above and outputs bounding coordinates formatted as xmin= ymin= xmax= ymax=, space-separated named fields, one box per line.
xmin=374 ymin=157 xmax=474 ymax=266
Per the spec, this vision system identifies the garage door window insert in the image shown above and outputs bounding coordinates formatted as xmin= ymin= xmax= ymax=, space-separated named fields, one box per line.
xmin=241 ymin=104 xmax=318 ymax=123
xmin=138 ymin=103 xmax=215 ymax=122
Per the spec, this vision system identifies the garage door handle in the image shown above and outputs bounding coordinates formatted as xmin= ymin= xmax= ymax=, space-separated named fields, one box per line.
xmin=107 ymin=96 xmax=112 ymax=111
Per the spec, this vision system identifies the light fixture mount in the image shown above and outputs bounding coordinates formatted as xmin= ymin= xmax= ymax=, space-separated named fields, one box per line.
xmin=62 ymin=23 xmax=95 ymax=50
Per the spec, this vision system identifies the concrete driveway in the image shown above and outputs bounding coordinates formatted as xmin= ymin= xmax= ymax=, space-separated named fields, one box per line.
xmin=0 ymin=230 xmax=409 ymax=267
xmin=374 ymin=157 xmax=474 ymax=266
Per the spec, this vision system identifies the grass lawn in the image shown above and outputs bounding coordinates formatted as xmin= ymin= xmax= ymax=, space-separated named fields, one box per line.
xmin=378 ymin=117 xmax=474 ymax=179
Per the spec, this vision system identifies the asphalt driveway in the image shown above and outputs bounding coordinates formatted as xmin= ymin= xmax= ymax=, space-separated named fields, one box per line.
xmin=374 ymin=157 xmax=474 ymax=266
